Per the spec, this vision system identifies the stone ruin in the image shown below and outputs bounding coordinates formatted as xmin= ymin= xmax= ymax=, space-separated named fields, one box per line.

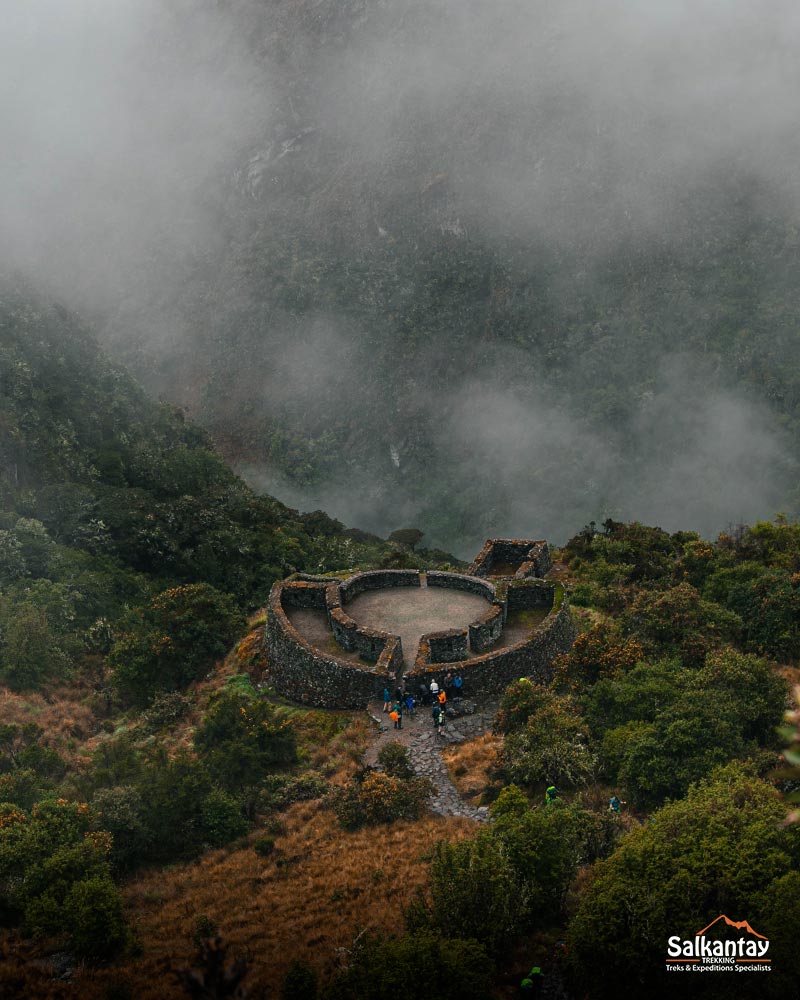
xmin=264 ymin=538 xmax=575 ymax=709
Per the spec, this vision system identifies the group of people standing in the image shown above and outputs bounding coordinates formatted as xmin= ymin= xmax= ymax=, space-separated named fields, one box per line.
xmin=381 ymin=671 xmax=466 ymax=735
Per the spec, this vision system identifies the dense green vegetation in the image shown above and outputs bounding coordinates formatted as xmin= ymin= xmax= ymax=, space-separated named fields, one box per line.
xmin=0 ymin=292 xmax=457 ymax=964
xmin=1 ymin=289 xmax=798 ymax=996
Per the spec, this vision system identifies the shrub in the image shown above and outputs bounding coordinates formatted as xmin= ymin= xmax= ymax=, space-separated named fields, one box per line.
xmin=111 ymin=583 xmax=246 ymax=705
xmin=142 ymin=691 xmax=192 ymax=730
xmin=377 ymin=741 xmax=415 ymax=779
xmin=0 ymin=799 xmax=126 ymax=959
xmin=552 ymin=623 xmax=643 ymax=694
xmin=281 ymin=959 xmax=318 ymax=1000
xmin=195 ymin=690 xmax=296 ymax=792
xmin=621 ymin=582 xmax=741 ymax=666
xmin=566 ymin=763 xmax=798 ymax=998
xmin=331 ymin=771 xmax=432 ymax=830
xmin=258 ymin=774 xmax=328 ymax=813
xmin=91 ymin=786 xmax=151 ymax=872
xmin=407 ymin=835 xmax=528 ymax=953
xmin=253 ymin=836 xmax=276 ymax=857
xmin=501 ymin=693 xmax=596 ymax=789
xmin=493 ymin=678 xmax=551 ymax=735
xmin=60 ymin=876 xmax=127 ymax=959
xmin=326 ymin=931 xmax=493 ymax=1000
xmin=200 ymin=788 xmax=248 ymax=847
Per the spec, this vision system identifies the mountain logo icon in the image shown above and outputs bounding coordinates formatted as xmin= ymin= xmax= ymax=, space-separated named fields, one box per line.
xmin=696 ymin=915 xmax=767 ymax=940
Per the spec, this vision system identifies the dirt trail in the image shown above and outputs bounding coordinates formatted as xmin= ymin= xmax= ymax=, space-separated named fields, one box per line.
xmin=363 ymin=696 xmax=498 ymax=822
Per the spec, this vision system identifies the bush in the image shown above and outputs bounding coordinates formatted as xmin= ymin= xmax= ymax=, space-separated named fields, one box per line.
xmin=552 ymin=623 xmax=643 ymax=694
xmin=281 ymin=959 xmax=318 ymax=1000
xmin=61 ymin=876 xmax=127 ymax=959
xmin=501 ymin=692 xmax=596 ymax=789
xmin=377 ymin=741 xmax=415 ymax=779
xmin=331 ymin=771 xmax=432 ymax=830
xmin=195 ymin=690 xmax=296 ymax=792
xmin=566 ymin=763 xmax=799 ymax=999
xmin=327 ymin=931 xmax=493 ymax=1000
xmin=91 ymin=786 xmax=151 ymax=872
xmin=111 ymin=583 xmax=246 ymax=705
xmin=0 ymin=799 xmax=127 ymax=959
xmin=493 ymin=678 xmax=551 ymax=735
xmin=407 ymin=835 xmax=528 ymax=953
xmin=142 ymin=691 xmax=192 ymax=730
xmin=621 ymin=582 xmax=741 ymax=666
xmin=258 ymin=773 xmax=329 ymax=813
xmin=253 ymin=836 xmax=276 ymax=857
xmin=200 ymin=788 xmax=248 ymax=847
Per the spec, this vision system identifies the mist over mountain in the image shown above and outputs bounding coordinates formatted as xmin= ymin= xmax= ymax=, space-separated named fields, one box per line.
xmin=3 ymin=0 xmax=800 ymax=555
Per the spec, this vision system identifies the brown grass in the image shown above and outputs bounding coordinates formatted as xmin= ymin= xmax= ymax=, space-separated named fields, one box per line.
xmin=0 ymin=686 xmax=98 ymax=764
xmin=11 ymin=802 xmax=476 ymax=999
xmin=441 ymin=732 xmax=502 ymax=802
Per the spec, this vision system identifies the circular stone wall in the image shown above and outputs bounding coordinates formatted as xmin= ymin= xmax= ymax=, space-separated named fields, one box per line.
xmin=264 ymin=569 xmax=576 ymax=709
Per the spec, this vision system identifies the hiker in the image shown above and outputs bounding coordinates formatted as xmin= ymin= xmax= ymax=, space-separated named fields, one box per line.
xmin=432 ymin=702 xmax=442 ymax=732
xmin=429 ymin=678 xmax=440 ymax=701
xmin=394 ymin=686 xmax=403 ymax=704
xmin=444 ymin=672 xmax=454 ymax=700
xmin=392 ymin=701 xmax=403 ymax=730
xmin=609 ymin=794 xmax=621 ymax=813
xmin=453 ymin=673 xmax=463 ymax=699
xmin=545 ymin=785 xmax=558 ymax=806
xmin=382 ymin=687 xmax=392 ymax=713
xmin=438 ymin=688 xmax=446 ymax=707
xmin=418 ymin=681 xmax=429 ymax=706
xmin=519 ymin=966 xmax=544 ymax=997
xmin=437 ymin=704 xmax=446 ymax=735
xmin=405 ymin=692 xmax=415 ymax=717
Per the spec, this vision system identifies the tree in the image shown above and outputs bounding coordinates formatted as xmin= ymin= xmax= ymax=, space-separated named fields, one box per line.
xmin=0 ymin=607 xmax=71 ymax=690
xmin=552 ymin=622 xmax=644 ymax=694
xmin=326 ymin=931 xmax=493 ymax=1000
xmin=409 ymin=834 xmax=529 ymax=952
xmin=501 ymin=692 xmax=596 ymax=788
xmin=566 ymin=763 xmax=800 ymax=999
xmin=621 ymin=582 xmax=741 ymax=666
xmin=388 ymin=528 xmax=424 ymax=551
xmin=195 ymin=688 xmax=296 ymax=792
xmin=111 ymin=583 xmax=246 ymax=704
xmin=0 ymin=799 xmax=126 ymax=959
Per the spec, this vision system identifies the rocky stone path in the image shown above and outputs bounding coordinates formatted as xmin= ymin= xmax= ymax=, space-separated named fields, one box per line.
xmin=364 ymin=697 xmax=499 ymax=823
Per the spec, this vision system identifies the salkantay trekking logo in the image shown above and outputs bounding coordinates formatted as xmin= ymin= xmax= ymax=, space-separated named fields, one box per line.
xmin=666 ymin=915 xmax=771 ymax=974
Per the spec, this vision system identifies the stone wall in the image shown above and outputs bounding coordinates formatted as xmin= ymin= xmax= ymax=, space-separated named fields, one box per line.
xmin=517 ymin=540 xmax=552 ymax=578
xmin=426 ymin=627 xmax=469 ymax=663
xmin=265 ymin=583 xmax=384 ymax=709
xmin=426 ymin=571 xmax=496 ymax=601
xmin=339 ymin=569 xmax=421 ymax=603
xmin=264 ymin=556 xmax=570 ymax=709
xmin=469 ymin=603 xmax=505 ymax=652
xmin=468 ymin=538 xmax=551 ymax=579
xmin=506 ymin=578 xmax=556 ymax=611
xmin=406 ymin=584 xmax=574 ymax=695
xmin=280 ymin=580 xmax=328 ymax=610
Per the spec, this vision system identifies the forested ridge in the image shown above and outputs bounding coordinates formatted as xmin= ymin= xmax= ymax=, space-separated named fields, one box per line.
xmin=0 ymin=298 xmax=798 ymax=998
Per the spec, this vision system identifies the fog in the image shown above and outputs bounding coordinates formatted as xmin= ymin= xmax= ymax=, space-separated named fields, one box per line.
xmin=3 ymin=0 xmax=800 ymax=555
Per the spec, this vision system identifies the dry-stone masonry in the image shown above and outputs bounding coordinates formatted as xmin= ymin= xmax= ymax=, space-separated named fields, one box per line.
xmin=264 ymin=538 xmax=575 ymax=708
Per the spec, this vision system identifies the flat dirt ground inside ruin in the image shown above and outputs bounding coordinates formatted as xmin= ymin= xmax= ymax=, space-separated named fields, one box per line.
xmin=344 ymin=587 xmax=484 ymax=663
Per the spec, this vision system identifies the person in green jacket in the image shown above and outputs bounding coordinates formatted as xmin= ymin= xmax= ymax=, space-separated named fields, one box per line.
xmin=545 ymin=785 xmax=558 ymax=806
xmin=520 ymin=965 xmax=544 ymax=995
